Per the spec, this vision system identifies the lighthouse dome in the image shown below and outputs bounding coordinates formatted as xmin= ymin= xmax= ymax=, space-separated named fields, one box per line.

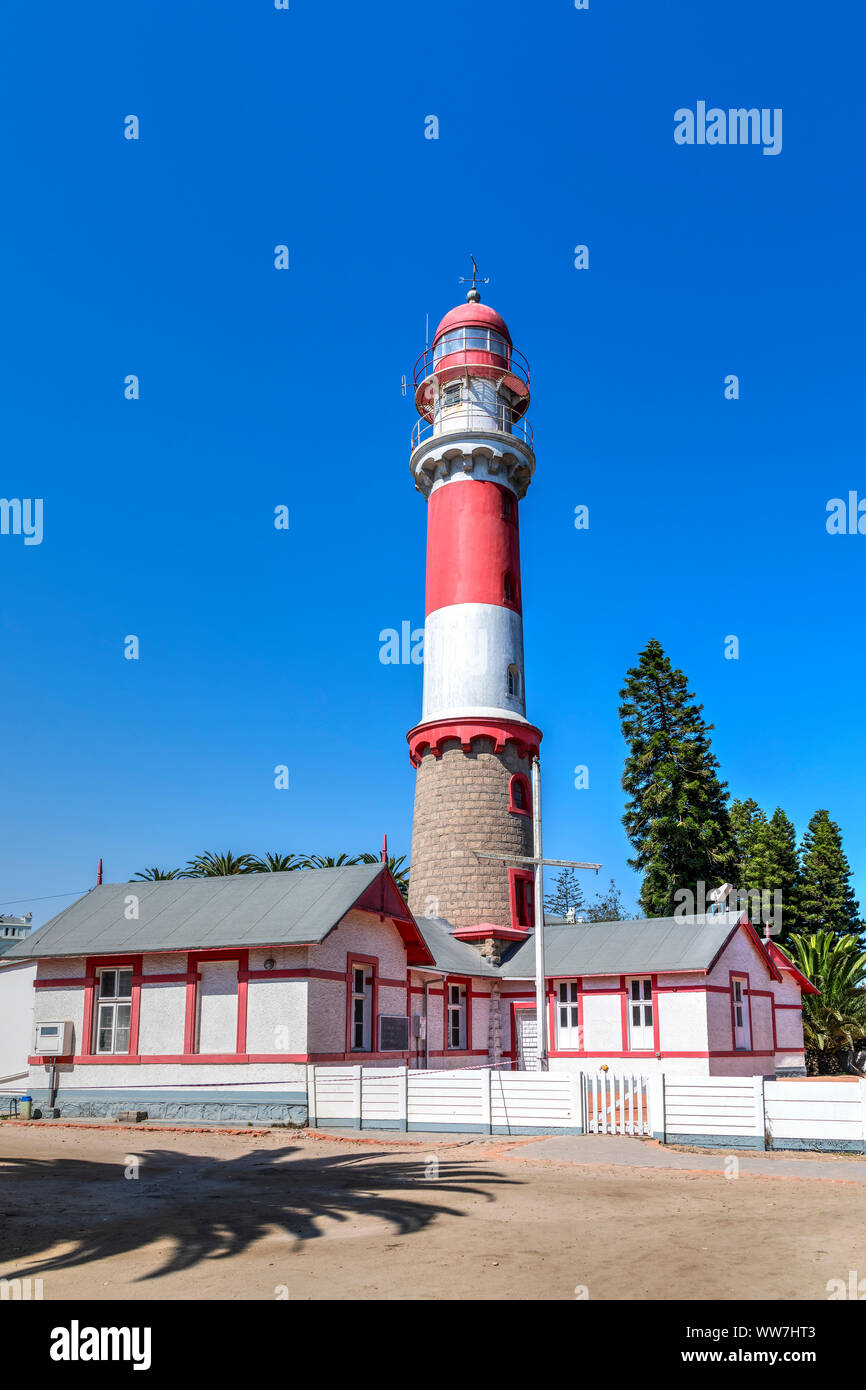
xmin=433 ymin=300 xmax=512 ymax=347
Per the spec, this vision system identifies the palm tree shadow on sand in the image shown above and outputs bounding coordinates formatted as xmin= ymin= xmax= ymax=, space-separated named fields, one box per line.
xmin=1 ymin=1145 xmax=517 ymax=1281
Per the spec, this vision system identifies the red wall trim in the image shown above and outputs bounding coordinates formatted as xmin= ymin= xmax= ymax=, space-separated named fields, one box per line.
xmin=81 ymin=955 xmax=143 ymax=1058
xmin=34 ymin=977 xmax=92 ymax=990
xmin=183 ymin=951 xmax=249 ymax=1057
xmin=408 ymin=718 xmax=542 ymax=769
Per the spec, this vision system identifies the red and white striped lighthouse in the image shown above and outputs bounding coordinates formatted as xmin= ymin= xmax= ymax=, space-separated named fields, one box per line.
xmin=407 ymin=287 xmax=543 ymax=948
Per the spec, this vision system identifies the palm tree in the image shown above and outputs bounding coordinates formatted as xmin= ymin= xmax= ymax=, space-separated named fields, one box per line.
xmin=781 ymin=931 xmax=866 ymax=1070
xmin=248 ymin=853 xmax=302 ymax=873
xmin=131 ymin=866 xmax=183 ymax=881
xmin=300 ymin=853 xmax=363 ymax=869
xmin=183 ymin=851 xmax=257 ymax=878
xmin=359 ymin=852 xmax=410 ymax=901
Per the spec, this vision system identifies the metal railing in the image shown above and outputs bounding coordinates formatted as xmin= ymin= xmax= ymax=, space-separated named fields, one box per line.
xmin=411 ymin=406 xmax=534 ymax=453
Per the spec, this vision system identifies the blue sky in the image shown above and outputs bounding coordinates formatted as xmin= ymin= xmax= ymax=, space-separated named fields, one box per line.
xmin=2 ymin=0 xmax=863 ymax=926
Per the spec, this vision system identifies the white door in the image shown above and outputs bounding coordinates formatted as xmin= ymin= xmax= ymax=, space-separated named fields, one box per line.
xmin=517 ymin=1010 xmax=539 ymax=1070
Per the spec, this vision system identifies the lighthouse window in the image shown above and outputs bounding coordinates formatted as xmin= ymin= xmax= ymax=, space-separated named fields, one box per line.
xmin=504 ymin=572 xmax=517 ymax=605
xmin=501 ymin=491 xmax=515 ymax=521
xmin=507 ymin=665 xmax=521 ymax=699
xmin=441 ymin=383 xmax=462 ymax=408
xmin=514 ymin=875 xmax=534 ymax=930
xmin=433 ymin=328 xmax=509 ymax=360
xmin=509 ymin=773 xmax=531 ymax=815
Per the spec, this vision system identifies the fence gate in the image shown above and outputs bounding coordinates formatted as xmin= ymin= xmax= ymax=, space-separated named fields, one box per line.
xmin=583 ymin=1072 xmax=650 ymax=1135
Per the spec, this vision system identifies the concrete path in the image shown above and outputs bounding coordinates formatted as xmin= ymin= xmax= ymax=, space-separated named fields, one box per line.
xmin=311 ymin=1127 xmax=866 ymax=1180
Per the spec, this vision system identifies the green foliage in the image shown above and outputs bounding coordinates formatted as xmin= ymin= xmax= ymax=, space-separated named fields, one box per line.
xmin=183 ymin=851 xmax=258 ymax=878
xmin=619 ymin=639 xmax=738 ymax=917
xmin=544 ymin=868 xmax=586 ymax=919
xmin=300 ymin=853 xmax=363 ymax=868
xmin=248 ymin=853 xmax=302 ymax=873
xmin=134 ymin=849 xmax=409 ymax=900
xmin=795 ymin=810 xmax=863 ymax=941
xmin=730 ymin=802 xmax=800 ymax=936
xmin=781 ymin=931 xmax=866 ymax=1053
xmin=729 ymin=798 xmax=766 ymax=885
xmin=584 ymin=878 xmax=633 ymax=922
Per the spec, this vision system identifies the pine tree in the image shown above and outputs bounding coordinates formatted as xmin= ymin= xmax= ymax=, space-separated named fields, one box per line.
xmin=795 ymin=810 xmax=862 ymax=940
xmin=619 ymin=639 xmax=738 ymax=918
xmin=584 ymin=878 xmax=632 ymax=922
xmin=750 ymin=808 xmax=800 ymax=937
xmin=729 ymin=802 xmax=800 ymax=936
xmin=729 ymin=798 xmax=766 ymax=885
xmin=544 ymin=868 xmax=586 ymax=920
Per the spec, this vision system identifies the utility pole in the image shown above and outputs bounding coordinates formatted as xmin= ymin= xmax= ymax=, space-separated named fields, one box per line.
xmin=474 ymin=759 xmax=601 ymax=1070
xmin=532 ymin=757 xmax=545 ymax=1066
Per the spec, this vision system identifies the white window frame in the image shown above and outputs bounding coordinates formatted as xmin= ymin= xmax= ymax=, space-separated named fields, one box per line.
xmin=555 ymin=980 xmax=580 ymax=1050
xmin=446 ymin=982 xmax=466 ymax=1051
xmin=95 ymin=966 xmax=134 ymax=1055
xmin=626 ymin=976 xmax=654 ymax=1051
xmin=732 ymin=976 xmax=751 ymax=1051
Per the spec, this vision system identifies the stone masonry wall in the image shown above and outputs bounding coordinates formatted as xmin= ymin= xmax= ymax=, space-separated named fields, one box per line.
xmin=408 ymin=736 xmax=534 ymax=928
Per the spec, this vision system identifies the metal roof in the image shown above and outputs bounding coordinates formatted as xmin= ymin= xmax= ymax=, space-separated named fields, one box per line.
xmin=1 ymin=865 xmax=388 ymax=960
xmin=413 ymin=918 xmax=503 ymax=977
xmin=498 ymin=913 xmax=746 ymax=979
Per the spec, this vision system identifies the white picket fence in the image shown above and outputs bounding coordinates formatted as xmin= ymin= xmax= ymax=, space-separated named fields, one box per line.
xmin=308 ymin=1065 xmax=645 ymax=1136
xmin=584 ymin=1072 xmax=652 ymax=1136
xmin=307 ymin=1065 xmax=866 ymax=1151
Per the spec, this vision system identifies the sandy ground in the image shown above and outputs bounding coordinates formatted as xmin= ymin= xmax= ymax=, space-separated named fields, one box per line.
xmin=2 ymin=1121 xmax=865 ymax=1301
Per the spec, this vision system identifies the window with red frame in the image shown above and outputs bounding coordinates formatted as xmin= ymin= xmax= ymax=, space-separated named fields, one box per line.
xmin=509 ymin=773 xmax=531 ymax=815
xmin=95 ymin=966 xmax=133 ymax=1054
xmin=446 ymin=983 xmax=467 ymax=1050
xmin=350 ymin=965 xmax=373 ymax=1051
xmin=514 ymin=874 xmax=534 ymax=930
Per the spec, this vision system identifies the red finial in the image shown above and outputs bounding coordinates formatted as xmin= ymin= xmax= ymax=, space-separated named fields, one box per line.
xmin=381 ymin=834 xmax=388 ymax=864
xmin=97 ymin=857 xmax=103 ymax=885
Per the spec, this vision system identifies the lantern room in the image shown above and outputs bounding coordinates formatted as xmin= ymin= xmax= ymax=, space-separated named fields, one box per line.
xmin=412 ymin=294 xmax=531 ymax=450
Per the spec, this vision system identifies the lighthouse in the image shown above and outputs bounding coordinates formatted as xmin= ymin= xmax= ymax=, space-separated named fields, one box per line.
xmin=407 ymin=285 xmax=542 ymax=954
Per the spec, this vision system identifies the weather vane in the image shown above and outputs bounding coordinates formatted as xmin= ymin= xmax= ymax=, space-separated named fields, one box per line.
xmin=458 ymin=254 xmax=490 ymax=302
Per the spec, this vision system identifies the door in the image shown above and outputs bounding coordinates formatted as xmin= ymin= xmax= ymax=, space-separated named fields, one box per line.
xmin=516 ymin=1009 xmax=539 ymax=1071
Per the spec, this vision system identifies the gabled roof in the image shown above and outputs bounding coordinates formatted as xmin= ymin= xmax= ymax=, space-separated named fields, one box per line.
xmin=765 ymin=940 xmax=821 ymax=995
xmin=497 ymin=912 xmax=770 ymax=979
xmin=2 ymin=866 xmax=434 ymax=965
xmin=413 ymin=917 xmax=504 ymax=977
